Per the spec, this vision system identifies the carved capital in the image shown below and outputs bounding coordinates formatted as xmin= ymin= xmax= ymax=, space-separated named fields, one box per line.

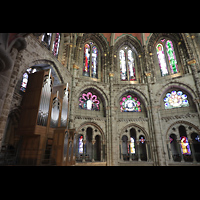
xmin=145 ymin=72 xmax=151 ymax=77
xmin=187 ymin=58 xmax=196 ymax=65
xmin=73 ymin=64 xmax=79 ymax=70
xmin=109 ymin=72 xmax=114 ymax=77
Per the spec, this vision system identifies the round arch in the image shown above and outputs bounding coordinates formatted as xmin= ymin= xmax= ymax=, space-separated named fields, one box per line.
xmin=165 ymin=120 xmax=200 ymax=140
xmin=119 ymin=122 xmax=149 ymax=141
xmin=75 ymin=84 xmax=109 ymax=115
xmin=146 ymin=33 xmax=186 ymax=53
xmin=156 ymin=81 xmax=198 ymax=109
xmin=26 ymin=59 xmax=64 ymax=84
xmin=113 ymin=34 xmax=143 ymax=55
xmin=76 ymin=121 xmax=105 ymax=141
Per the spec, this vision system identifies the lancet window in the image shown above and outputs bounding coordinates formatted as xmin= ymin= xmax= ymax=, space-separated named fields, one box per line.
xmin=119 ymin=46 xmax=136 ymax=81
xmin=52 ymin=33 xmax=61 ymax=57
xmin=20 ymin=68 xmax=37 ymax=93
xmin=156 ymin=39 xmax=179 ymax=76
xmin=83 ymin=42 xmax=99 ymax=79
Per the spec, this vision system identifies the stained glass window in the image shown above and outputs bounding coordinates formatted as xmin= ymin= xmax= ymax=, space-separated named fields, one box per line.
xmin=156 ymin=39 xmax=179 ymax=77
xmin=83 ymin=44 xmax=90 ymax=76
xmin=156 ymin=43 xmax=168 ymax=76
xmin=164 ymin=90 xmax=189 ymax=109
xmin=52 ymin=33 xmax=60 ymax=57
xmin=79 ymin=92 xmax=100 ymax=111
xmin=79 ymin=135 xmax=83 ymax=154
xmin=119 ymin=49 xmax=127 ymax=80
xmin=166 ymin=40 xmax=178 ymax=74
xmin=20 ymin=68 xmax=37 ymax=92
xmin=20 ymin=72 xmax=28 ymax=92
xmin=128 ymin=50 xmax=136 ymax=81
xmin=130 ymin=137 xmax=135 ymax=154
xmin=92 ymin=46 xmax=98 ymax=78
xmin=41 ymin=33 xmax=52 ymax=49
xmin=180 ymin=136 xmax=191 ymax=155
xmin=119 ymin=47 xmax=136 ymax=81
xmin=83 ymin=42 xmax=98 ymax=78
xmin=120 ymin=95 xmax=141 ymax=112
xmin=139 ymin=136 xmax=145 ymax=144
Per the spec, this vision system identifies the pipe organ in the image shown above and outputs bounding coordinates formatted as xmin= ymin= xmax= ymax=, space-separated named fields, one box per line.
xmin=16 ymin=69 xmax=69 ymax=165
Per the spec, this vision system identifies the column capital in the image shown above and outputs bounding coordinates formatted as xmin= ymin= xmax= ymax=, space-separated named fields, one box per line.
xmin=187 ymin=58 xmax=196 ymax=65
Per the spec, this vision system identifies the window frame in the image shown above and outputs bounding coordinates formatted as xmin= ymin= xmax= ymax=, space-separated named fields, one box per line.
xmin=155 ymin=38 xmax=181 ymax=77
xmin=118 ymin=45 xmax=137 ymax=81
xmin=82 ymin=41 xmax=100 ymax=79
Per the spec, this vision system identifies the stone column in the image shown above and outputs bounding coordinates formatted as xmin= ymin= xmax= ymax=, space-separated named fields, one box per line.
xmin=136 ymin=141 xmax=141 ymax=161
xmin=145 ymin=141 xmax=150 ymax=162
xmin=128 ymin=140 xmax=131 ymax=161
xmin=82 ymin=140 xmax=86 ymax=162
xmin=189 ymin=139 xmax=197 ymax=164
xmin=92 ymin=140 xmax=95 ymax=162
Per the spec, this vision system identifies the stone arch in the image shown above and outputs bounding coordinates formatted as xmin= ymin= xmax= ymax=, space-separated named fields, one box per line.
xmin=119 ymin=122 xmax=149 ymax=141
xmin=113 ymin=35 xmax=144 ymax=83
xmin=24 ymin=59 xmax=64 ymax=84
xmin=75 ymin=121 xmax=105 ymax=162
xmin=76 ymin=121 xmax=105 ymax=141
xmin=166 ymin=120 xmax=200 ymax=140
xmin=147 ymin=33 xmax=191 ymax=76
xmin=156 ymin=81 xmax=198 ymax=111
xmin=113 ymin=34 xmax=143 ymax=55
xmin=80 ymin=33 xmax=110 ymax=54
xmin=75 ymin=84 xmax=109 ymax=116
xmin=146 ymin=33 xmax=186 ymax=53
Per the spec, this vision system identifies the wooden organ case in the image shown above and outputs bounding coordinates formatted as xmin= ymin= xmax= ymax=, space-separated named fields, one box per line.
xmin=16 ymin=69 xmax=69 ymax=165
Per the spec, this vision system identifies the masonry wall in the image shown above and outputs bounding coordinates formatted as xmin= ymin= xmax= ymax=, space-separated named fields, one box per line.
xmin=1 ymin=33 xmax=200 ymax=166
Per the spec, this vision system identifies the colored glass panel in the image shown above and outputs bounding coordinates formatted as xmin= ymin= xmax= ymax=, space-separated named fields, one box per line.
xmin=130 ymin=137 xmax=135 ymax=154
xmin=164 ymin=90 xmax=189 ymax=109
xmin=83 ymin=44 xmax=90 ymax=76
xmin=119 ymin=49 xmax=127 ymax=80
xmin=20 ymin=72 xmax=28 ymax=92
xmin=52 ymin=33 xmax=60 ymax=56
xmin=166 ymin=40 xmax=178 ymax=74
xmin=91 ymin=46 xmax=98 ymax=78
xmin=79 ymin=136 xmax=83 ymax=154
xmin=128 ymin=50 xmax=136 ymax=81
xmin=79 ymin=92 xmax=100 ymax=111
xmin=180 ymin=136 xmax=191 ymax=155
xmin=156 ymin=43 xmax=168 ymax=76
xmin=120 ymin=95 xmax=141 ymax=112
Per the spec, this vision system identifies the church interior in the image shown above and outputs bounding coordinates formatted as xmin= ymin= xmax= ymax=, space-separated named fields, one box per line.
xmin=0 ymin=33 xmax=200 ymax=166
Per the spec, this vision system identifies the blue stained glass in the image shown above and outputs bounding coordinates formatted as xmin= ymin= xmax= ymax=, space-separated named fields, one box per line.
xmin=166 ymin=93 xmax=171 ymax=98
xmin=164 ymin=97 xmax=168 ymax=102
xmin=177 ymin=91 xmax=183 ymax=96
xmin=182 ymin=94 xmax=187 ymax=99
xmin=164 ymin=90 xmax=189 ymax=109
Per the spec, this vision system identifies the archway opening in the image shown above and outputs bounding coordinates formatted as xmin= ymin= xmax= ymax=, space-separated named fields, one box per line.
xmin=94 ymin=135 xmax=101 ymax=161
